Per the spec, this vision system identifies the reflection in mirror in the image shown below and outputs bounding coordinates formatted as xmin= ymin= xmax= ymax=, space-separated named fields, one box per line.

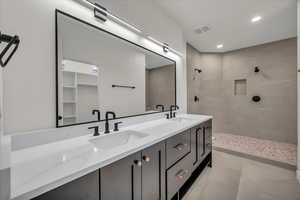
xmin=56 ymin=11 xmax=176 ymax=127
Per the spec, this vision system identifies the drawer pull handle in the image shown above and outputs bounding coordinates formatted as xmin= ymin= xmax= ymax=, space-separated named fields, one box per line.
xmin=134 ymin=160 xmax=143 ymax=167
xmin=174 ymin=143 xmax=187 ymax=151
xmin=196 ymin=127 xmax=202 ymax=134
xmin=143 ymin=156 xmax=151 ymax=162
xmin=176 ymin=169 xmax=189 ymax=179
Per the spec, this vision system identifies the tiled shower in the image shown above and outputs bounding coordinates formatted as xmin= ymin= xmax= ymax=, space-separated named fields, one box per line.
xmin=187 ymin=38 xmax=297 ymax=168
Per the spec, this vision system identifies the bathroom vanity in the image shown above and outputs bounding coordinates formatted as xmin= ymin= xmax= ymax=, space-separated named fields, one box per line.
xmin=10 ymin=115 xmax=212 ymax=200
xmin=9 ymin=8 xmax=212 ymax=200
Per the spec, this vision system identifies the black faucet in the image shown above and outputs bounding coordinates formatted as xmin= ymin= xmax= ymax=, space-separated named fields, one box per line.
xmin=156 ymin=105 xmax=165 ymax=112
xmin=105 ymin=111 xmax=116 ymax=134
xmin=92 ymin=109 xmax=101 ymax=121
xmin=169 ymin=105 xmax=179 ymax=119
xmin=88 ymin=126 xmax=100 ymax=137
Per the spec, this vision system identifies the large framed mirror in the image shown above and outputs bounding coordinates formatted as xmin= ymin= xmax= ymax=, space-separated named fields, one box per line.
xmin=56 ymin=10 xmax=177 ymax=127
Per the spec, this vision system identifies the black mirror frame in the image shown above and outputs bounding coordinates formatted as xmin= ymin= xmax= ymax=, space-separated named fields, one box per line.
xmin=55 ymin=10 xmax=177 ymax=128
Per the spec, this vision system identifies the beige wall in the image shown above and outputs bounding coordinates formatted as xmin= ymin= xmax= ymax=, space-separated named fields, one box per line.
xmin=146 ymin=65 xmax=176 ymax=110
xmin=187 ymin=38 xmax=297 ymax=144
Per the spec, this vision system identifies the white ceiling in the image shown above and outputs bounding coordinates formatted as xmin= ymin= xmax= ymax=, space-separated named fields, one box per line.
xmin=154 ymin=0 xmax=297 ymax=52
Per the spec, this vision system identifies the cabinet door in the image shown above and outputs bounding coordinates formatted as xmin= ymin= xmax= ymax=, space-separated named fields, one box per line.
xmin=204 ymin=120 xmax=212 ymax=155
xmin=141 ymin=142 xmax=166 ymax=200
xmin=32 ymin=171 xmax=99 ymax=200
xmin=100 ymin=152 xmax=142 ymax=200
xmin=191 ymin=125 xmax=204 ymax=170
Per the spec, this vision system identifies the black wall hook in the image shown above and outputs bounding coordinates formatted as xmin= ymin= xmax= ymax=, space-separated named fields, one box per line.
xmin=254 ymin=66 xmax=260 ymax=73
xmin=0 ymin=31 xmax=20 ymax=67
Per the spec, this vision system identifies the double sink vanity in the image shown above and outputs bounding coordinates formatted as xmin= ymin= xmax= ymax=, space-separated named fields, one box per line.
xmin=9 ymin=9 xmax=212 ymax=200
xmin=11 ymin=114 xmax=212 ymax=200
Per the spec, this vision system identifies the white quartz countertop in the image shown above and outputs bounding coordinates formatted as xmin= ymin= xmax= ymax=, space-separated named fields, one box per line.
xmin=10 ymin=114 xmax=212 ymax=200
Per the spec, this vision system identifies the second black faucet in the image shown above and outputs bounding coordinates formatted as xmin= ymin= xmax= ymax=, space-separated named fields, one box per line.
xmin=105 ymin=111 xmax=116 ymax=134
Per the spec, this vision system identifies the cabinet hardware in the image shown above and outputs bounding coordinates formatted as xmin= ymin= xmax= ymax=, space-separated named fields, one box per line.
xmin=196 ymin=127 xmax=202 ymax=134
xmin=143 ymin=156 xmax=151 ymax=162
xmin=174 ymin=143 xmax=187 ymax=151
xmin=113 ymin=121 xmax=123 ymax=132
xmin=134 ymin=160 xmax=143 ymax=167
xmin=88 ymin=126 xmax=100 ymax=137
xmin=175 ymin=169 xmax=188 ymax=179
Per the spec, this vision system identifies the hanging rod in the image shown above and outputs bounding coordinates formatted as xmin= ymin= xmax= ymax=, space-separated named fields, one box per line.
xmin=112 ymin=84 xmax=136 ymax=89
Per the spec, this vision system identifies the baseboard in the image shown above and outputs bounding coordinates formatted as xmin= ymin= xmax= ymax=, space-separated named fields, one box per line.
xmin=297 ymin=170 xmax=300 ymax=183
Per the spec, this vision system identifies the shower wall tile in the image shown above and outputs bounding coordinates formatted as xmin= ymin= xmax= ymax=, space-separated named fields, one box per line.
xmin=187 ymin=38 xmax=297 ymax=144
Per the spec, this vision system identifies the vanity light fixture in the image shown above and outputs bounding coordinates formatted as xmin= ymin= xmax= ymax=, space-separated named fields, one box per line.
xmin=147 ymin=36 xmax=183 ymax=56
xmin=217 ymin=44 xmax=223 ymax=49
xmin=81 ymin=0 xmax=141 ymax=33
xmin=147 ymin=36 xmax=168 ymax=53
xmin=163 ymin=43 xmax=169 ymax=53
xmin=147 ymin=36 xmax=164 ymax=46
xmin=94 ymin=3 xmax=108 ymax=22
xmin=107 ymin=13 xmax=142 ymax=33
xmin=80 ymin=0 xmax=182 ymax=56
xmin=82 ymin=0 xmax=97 ymax=8
xmin=251 ymin=16 xmax=262 ymax=23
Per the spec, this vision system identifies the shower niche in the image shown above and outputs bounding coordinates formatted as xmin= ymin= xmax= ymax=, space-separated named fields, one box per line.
xmin=234 ymin=79 xmax=247 ymax=96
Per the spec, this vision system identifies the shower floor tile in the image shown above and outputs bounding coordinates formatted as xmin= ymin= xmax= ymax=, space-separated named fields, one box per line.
xmin=212 ymin=133 xmax=297 ymax=166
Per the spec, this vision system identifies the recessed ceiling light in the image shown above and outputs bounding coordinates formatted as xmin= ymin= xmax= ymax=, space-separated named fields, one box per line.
xmin=251 ymin=16 xmax=262 ymax=23
xmin=217 ymin=44 xmax=223 ymax=49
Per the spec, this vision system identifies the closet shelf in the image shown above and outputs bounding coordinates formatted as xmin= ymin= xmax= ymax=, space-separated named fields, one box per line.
xmin=77 ymin=83 xmax=98 ymax=87
xmin=63 ymin=115 xmax=76 ymax=119
xmin=63 ymin=85 xmax=76 ymax=89
xmin=63 ymin=101 xmax=76 ymax=104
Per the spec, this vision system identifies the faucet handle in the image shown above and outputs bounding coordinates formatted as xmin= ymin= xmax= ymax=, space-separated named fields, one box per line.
xmin=165 ymin=113 xmax=170 ymax=119
xmin=113 ymin=122 xmax=123 ymax=132
xmin=173 ymin=112 xmax=177 ymax=118
xmin=88 ymin=126 xmax=100 ymax=136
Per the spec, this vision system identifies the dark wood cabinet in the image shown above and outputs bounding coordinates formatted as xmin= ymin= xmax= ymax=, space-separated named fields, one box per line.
xmin=191 ymin=124 xmax=205 ymax=171
xmin=204 ymin=120 xmax=212 ymax=157
xmin=32 ymin=171 xmax=100 ymax=200
xmin=32 ymin=120 xmax=212 ymax=200
xmin=142 ymin=142 xmax=166 ymax=200
xmin=100 ymin=142 xmax=166 ymax=200
xmin=100 ymin=152 xmax=142 ymax=200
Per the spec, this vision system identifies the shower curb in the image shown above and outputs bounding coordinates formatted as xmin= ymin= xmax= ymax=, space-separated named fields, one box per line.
xmin=213 ymin=146 xmax=297 ymax=171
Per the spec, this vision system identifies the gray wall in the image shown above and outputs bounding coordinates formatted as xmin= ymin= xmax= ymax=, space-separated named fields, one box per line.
xmin=187 ymin=38 xmax=297 ymax=144
xmin=146 ymin=65 xmax=176 ymax=110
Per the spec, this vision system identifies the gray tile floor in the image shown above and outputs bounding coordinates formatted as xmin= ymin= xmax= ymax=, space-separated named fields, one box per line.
xmin=183 ymin=151 xmax=300 ymax=200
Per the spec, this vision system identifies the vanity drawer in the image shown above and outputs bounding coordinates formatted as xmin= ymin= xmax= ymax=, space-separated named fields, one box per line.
xmin=166 ymin=130 xmax=191 ymax=168
xmin=166 ymin=153 xmax=193 ymax=200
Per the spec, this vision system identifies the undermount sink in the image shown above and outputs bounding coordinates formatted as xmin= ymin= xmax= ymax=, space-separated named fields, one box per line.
xmin=169 ymin=117 xmax=196 ymax=123
xmin=89 ymin=130 xmax=149 ymax=150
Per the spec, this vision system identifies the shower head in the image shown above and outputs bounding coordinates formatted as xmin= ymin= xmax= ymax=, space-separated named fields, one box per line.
xmin=194 ymin=68 xmax=202 ymax=73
